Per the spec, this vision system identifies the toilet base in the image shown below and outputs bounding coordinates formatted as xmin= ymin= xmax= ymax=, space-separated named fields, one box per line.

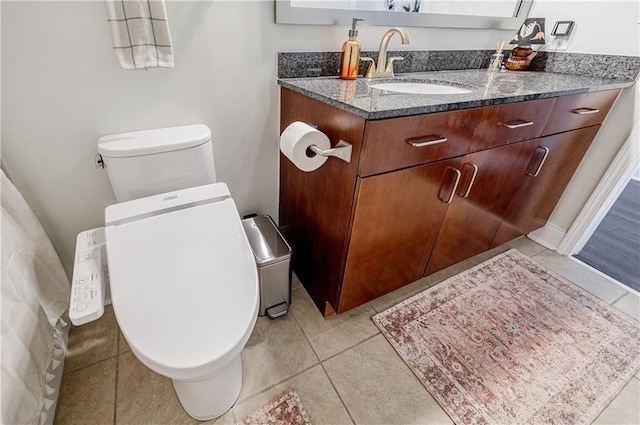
xmin=172 ymin=354 xmax=242 ymax=420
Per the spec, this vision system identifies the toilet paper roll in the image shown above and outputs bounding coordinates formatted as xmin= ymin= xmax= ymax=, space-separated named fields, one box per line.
xmin=279 ymin=121 xmax=330 ymax=172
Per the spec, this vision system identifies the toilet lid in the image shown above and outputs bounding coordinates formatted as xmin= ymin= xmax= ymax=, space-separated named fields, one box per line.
xmin=105 ymin=184 xmax=258 ymax=373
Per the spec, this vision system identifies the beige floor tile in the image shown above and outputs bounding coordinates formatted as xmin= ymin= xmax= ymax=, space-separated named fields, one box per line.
xmin=292 ymin=272 xmax=302 ymax=290
xmin=291 ymin=287 xmax=379 ymax=360
xmin=54 ymin=358 xmax=116 ymax=425
xmin=423 ymin=259 xmax=476 ymax=286
xmin=64 ymin=305 xmax=118 ymax=373
xmin=371 ymin=260 xmax=474 ymax=313
xmin=371 ymin=277 xmax=437 ymax=314
xmin=467 ymin=237 xmax=546 ymax=266
xmin=116 ymin=351 xmax=199 ymax=425
xmin=323 ymin=335 xmax=452 ymax=425
xmin=202 ymin=411 xmax=236 ymax=425
xmin=594 ymin=377 xmax=640 ymax=424
xmin=532 ymin=251 xmax=627 ymax=304
xmin=613 ymin=292 xmax=640 ymax=322
xmin=467 ymin=244 xmax=512 ymax=265
xmin=234 ymin=365 xmax=353 ymax=425
xmin=506 ymin=236 xmax=547 ymax=257
xmin=118 ymin=329 xmax=131 ymax=353
xmin=239 ymin=314 xmax=318 ymax=401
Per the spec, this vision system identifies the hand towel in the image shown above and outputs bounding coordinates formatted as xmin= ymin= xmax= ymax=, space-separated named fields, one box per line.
xmin=105 ymin=0 xmax=174 ymax=70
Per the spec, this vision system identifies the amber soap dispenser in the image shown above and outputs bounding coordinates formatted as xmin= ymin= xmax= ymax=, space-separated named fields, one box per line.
xmin=340 ymin=18 xmax=363 ymax=80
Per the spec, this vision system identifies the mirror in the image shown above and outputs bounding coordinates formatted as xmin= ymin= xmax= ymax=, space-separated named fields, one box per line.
xmin=276 ymin=0 xmax=533 ymax=30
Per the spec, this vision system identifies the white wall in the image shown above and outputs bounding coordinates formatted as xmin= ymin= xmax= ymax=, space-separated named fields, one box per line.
xmin=532 ymin=0 xmax=640 ymax=56
xmin=529 ymin=0 xmax=640 ymax=235
xmin=1 ymin=1 xmax=638 ymax=275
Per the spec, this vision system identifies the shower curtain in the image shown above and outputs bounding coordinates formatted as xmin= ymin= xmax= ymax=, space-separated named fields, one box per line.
xmin=1 ymin=169 xmax=71 ymax=425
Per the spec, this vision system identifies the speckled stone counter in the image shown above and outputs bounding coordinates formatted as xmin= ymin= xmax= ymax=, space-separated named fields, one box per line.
xmin=278 ymin=69 xmax=635 ymax=120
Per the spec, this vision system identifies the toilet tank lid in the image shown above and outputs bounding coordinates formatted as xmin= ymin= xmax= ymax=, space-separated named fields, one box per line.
xmin=97 ymin=124 xmax=211 ymax=158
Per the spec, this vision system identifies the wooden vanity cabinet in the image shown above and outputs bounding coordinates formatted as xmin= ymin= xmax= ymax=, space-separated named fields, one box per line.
xmin=279 ymin=88 xmax=366 ymax=314
xmin=279 ymin=86 xmax=621 ymax=315
xmin=469 ymin=98 xmax=556 ymax=151
xmin=358 ymin=108 xmax=481 ymax=176
xmin=542 ymin=90 xmax=620 ymax=135
xmin=491 ymin=126 xmax=601 ymax=247
xmin=338 ymin=158 xmax=462 ymax=312
xmin=424 ymin=141 xmax=538 ymax=274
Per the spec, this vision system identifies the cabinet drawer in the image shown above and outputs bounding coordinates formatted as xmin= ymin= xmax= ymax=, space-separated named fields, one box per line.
xmin=469 ymin=98 xmax=557 ymax=151
xmin=542 ymin=90 xmax=620 ymax=136
xmin=358 ymin=108 xmax=482 ymax=177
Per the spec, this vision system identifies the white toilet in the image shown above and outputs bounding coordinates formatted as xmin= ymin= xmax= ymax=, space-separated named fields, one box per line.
xmin=97 ymin=125 xmax=259 ymax=420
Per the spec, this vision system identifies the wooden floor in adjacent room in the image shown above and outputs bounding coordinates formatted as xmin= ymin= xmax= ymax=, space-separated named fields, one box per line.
xmin=575 ymin=178 xmax=640 ymax=292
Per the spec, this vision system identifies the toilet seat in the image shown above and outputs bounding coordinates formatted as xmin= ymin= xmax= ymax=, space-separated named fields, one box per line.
xmin=104 ymin=183 xmax=259 ymax=381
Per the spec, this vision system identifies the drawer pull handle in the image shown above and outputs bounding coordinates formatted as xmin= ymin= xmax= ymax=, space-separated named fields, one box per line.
xmin=407 ymin=136 xmax=448 ymax=148
xmin=438 ymin=167 xmax=461 ymax=204
xmin=527 ymin=146 xmax=550 ymax=177
xmin=571 ymin=107 xmax=600 ymax=115
xmin=459 ymin=163 xmax=479 ymax=198
xmin=501 ymin=120 xmax=534 ymax=129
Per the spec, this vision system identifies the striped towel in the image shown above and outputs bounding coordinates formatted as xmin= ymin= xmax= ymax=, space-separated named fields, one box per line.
xmin=105 ymin=0 xmax=174 ymax=70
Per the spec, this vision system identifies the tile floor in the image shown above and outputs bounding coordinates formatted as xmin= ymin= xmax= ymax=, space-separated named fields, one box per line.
xmin=54 ymin=237 xmax=640 ymax=425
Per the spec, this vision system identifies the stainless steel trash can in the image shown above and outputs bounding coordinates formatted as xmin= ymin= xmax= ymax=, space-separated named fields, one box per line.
xmin=241 ymin=215 xmax=293 ymax=319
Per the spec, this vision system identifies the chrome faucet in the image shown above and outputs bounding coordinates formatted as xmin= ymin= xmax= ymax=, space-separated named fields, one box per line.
xmin=363 ymin=27 xmax=410 ymax=79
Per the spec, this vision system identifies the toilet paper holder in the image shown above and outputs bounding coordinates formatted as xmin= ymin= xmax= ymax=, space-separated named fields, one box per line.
xmin=307 ymin=140 xmax=352 ymax=164
xmin=306 ymin=123 xmax=352 ymax=164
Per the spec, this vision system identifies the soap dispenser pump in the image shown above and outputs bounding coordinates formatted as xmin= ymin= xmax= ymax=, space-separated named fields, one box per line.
xmin=340 ymin=18 xmax=364 ymax=80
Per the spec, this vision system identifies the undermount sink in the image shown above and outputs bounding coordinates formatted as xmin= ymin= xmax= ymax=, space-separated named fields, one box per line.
xmin=370 ymin=82 xmax=473 ymax=95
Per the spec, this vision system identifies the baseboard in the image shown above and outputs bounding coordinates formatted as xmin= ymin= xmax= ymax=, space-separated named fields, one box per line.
xmin=527 ymin=222 xmax=566 ymax=250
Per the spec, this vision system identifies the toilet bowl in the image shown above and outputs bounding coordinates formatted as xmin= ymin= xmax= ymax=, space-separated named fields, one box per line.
xmin=105 ymin=183 xmax=259 ymax=419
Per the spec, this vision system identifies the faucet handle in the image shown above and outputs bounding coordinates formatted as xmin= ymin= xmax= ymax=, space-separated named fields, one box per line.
xmin=385 ymin=56 xmax=404 ymax=73
xmin=360 ymin=57 xmax=376 ymax=79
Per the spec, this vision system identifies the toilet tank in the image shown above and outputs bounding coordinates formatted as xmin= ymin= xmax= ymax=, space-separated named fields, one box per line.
xmin=97 ymin=125 xmax=217 ymax=202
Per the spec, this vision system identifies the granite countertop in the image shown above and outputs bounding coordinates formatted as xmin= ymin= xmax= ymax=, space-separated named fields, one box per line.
xmin=278 ymin=69 xmax=635 ymax=120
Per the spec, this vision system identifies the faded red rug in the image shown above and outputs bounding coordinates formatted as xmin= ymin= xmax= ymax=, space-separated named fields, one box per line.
xmin=373 ymin=249 xmax=640 ymax=425
xmin=238 ymin=389 xmax=312 ymax=425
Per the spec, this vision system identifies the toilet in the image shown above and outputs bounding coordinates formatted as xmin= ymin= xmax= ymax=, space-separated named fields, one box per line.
xmin=97 ymin=125 xmax=259 ymax=420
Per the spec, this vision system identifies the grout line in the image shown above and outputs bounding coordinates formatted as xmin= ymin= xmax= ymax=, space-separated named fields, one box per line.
xmin=63 ymin=353 xmax=119 ymax=376
xmin=288 ymin=302 xmax=323 ymax=364
xmin=292 ymin=294 xmax=383 ymax=363
xmin=319 ymin=362 xmax=356 ymax=425
xmin=611 ymin=292 xmax=628 ymax=306
xmin=316 ymin=323 xmax=383 ymax=363
xmin=236 ymin=362 xmax=320 ymax=405
xmin=320 ymin=332 xmax=381 ymax=364
xmin=235 ymin=313 xmax=320 ymax=405
xmin=113 ymin=328 xmax=121 ymax=425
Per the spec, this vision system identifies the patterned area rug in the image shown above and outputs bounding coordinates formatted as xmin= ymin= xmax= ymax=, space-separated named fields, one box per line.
xmin=373 ymin=249 xmax=640 ymax=425
xmin=238 ymin=389 xmax=312 ymax=425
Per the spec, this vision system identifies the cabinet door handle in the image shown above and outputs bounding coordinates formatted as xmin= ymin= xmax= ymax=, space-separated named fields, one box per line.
xmin=459 ymin=163 xmax=479 ymax=198
xmin=527 ymin=146 xmax=550 ymax=177
xmin=438 ymin=167 xmax=461 ymax=204
xmin=571 ymin=107 xmax=600 ymax=115
xmin=407 ymin=136 xmax=448 ymax=148
xmin=501 ymin=119 xmax=534 ymax=129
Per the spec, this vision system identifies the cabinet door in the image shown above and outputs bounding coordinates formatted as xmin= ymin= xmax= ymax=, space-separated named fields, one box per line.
xmin=338 ymin=158 xmax=463 ymax=313
xmin=492 ymin=126 xmax=601 ymax=247
xmin=425 ymin=141 xmax=535 ymax=275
